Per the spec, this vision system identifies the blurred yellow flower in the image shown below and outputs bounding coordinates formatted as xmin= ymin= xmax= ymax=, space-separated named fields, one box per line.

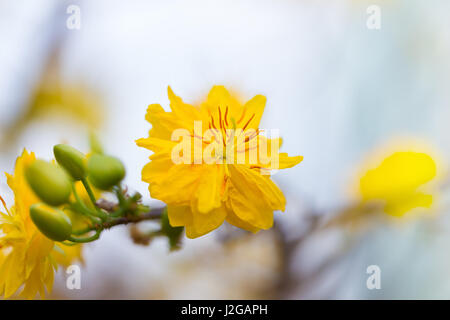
xmin=359 ymin=151 xmax=437 ymax=216
xmin=27 ymin=82 xmax=103 ymax=128
xmin=0 ymin=72 xmax=104 ymax=150
xmin=0 ymin=150 xmax=82 ymax=299
xmin=137 ymin=86 xmax=302 ymax=238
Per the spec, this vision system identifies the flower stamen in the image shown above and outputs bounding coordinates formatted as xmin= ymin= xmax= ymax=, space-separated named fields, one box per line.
xmin=237 ymin=109 xmax=247 ymax=124
xmin=242 ymin=113 xmax=255 ymax=131
xmin=0 ymin=195 xmax=10 ymax=215
xmin=224 ymin=106 xmax=229 ymax=127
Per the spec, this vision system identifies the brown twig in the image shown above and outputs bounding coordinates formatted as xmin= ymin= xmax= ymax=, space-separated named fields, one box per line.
xmin=272 ymin=211 xmax=322 ymax=299
xmin=100 ymin=209 xmax=164 ymax=229
xmin=73 ymin=203 xmax=164 ymax=236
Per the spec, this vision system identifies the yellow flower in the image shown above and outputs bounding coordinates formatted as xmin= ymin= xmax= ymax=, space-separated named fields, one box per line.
xmin=0 ymin=150 xmax=82 ymax=299
xmin=136 ymin=86 xmax=302 ymax=238
xmin=28 ymin=83 xmax=103 ymax=128
xmin=0 ymin=76 xmax=104 ymax=150
xmin=359 ymin=150 xmax=437 ymax=216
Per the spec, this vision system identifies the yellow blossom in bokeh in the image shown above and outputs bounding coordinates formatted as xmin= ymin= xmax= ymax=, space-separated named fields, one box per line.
xmin=359 ymin=148 xmax=438 ymax=217
xmin=0 ymin=70 xmax=104 ymax=150
xmin=0 ymin=150 xmax=82 ymax=299
xmin=137 ymin=86 xmax=302 ymax=238
xmin=27 ymin=82 xmax=103 ymax=129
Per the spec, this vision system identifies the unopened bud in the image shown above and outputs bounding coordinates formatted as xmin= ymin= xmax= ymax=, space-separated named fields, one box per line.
xmin=25 ymin=160 xmax=72 ymax=206
xmin=54 ymin=144 xmax=87 ymax=180
xmin=30 ymin=203 xmax=72 ymax=241
xmin=87 ymin=154 xmax=125 ymax=190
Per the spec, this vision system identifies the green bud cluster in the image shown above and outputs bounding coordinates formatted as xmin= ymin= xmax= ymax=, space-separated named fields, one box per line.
xmin=25 ymin=142 xmax=126 ymax=242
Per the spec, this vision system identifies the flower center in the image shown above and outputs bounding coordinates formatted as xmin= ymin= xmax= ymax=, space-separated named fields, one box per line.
xmin=205 ymin=106 xmax=260 ymax=164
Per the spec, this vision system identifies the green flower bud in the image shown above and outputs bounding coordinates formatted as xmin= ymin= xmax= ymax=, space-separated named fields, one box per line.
xmin=30 ymin=203 xmax=72 ymax=242
xmin=25 ymin=160 xmax=72 ymax=206
xmin=54 ymin=144 xmax=87 ymax=180
xmin=87 ymin=154 xmax=125 ymax=190
xmin=161 ymin=207 xmax=184 ymax=250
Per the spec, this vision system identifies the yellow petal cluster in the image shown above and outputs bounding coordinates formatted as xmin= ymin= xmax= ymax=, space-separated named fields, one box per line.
xmin=0 ymin=150 xmax=82 ymax=299
xmin=137 ymin=86 xmax=302 ymax=238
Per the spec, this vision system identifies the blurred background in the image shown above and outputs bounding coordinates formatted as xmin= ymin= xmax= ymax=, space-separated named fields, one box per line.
xmin=1 ymin=0 xmax=450 ymax=299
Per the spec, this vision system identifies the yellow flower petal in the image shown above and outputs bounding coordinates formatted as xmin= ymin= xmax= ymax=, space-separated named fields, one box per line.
xmin=385 ymin=192 xmax=433 ymax=216
xmin=167 ymin=205 xmax=192 ymax=227
xmin=225 ymin=208 xmax=260 ymax=233
xmin=136 ymin=137 xmax=177 ymax=153
xmin=278 ymin=153 xmax=304 ymax=169
xmin=145 ymin=104 xmax=185 ymax=140
xmin=168 ymin=205 xmax=227 ymax=239
xmin=227 ymin=186 xmax=274 ymax=230
xmin=359 ymin=151 xmax=437 ymax=216
xmin=360 ymin=152 xmax=436 ymax=200
xmin=142 ymin=152 xmax=174 ymax=184
xmin=1 ymin=248 xmax=26 ymax=298
xmin=192 ymin=165 xmax=223 ymax=214
xmin=242 ymin=94 xmax=266 ymax=130
xmin=230 ymin=164 xmax=286 ymax=211
xmin=150 ymin=164 xmax=204 ymax=205
xmin=205 ymin=86 xmax=238 ymax=109
xmin=186 ymin=206 xmax=227 ymax=239
xmin=168 ymin=86 xmax=202 ymax=121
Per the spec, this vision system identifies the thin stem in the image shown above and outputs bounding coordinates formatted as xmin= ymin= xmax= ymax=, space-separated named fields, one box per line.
xmin=82 ymin=178 xmax=98 ymax=208
xmin=71 ymin=226 xmax=95 ymax=236
xmin=114 ymin=186 xmax=126 ymax=206
xmin=81 ymin=178 xmax=108 ymax=220
xmin=69 ymin=202 xmax=101 ymax=224
xmin=60 ymin=241 xmax=78 ymax=246
xmin=72 ymin=207 xmax=164 ymax=236
xmin=68 ymin=230 xmax=101 ymax=243
xmin=71 ymin=185 xmax=102 ymax=224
